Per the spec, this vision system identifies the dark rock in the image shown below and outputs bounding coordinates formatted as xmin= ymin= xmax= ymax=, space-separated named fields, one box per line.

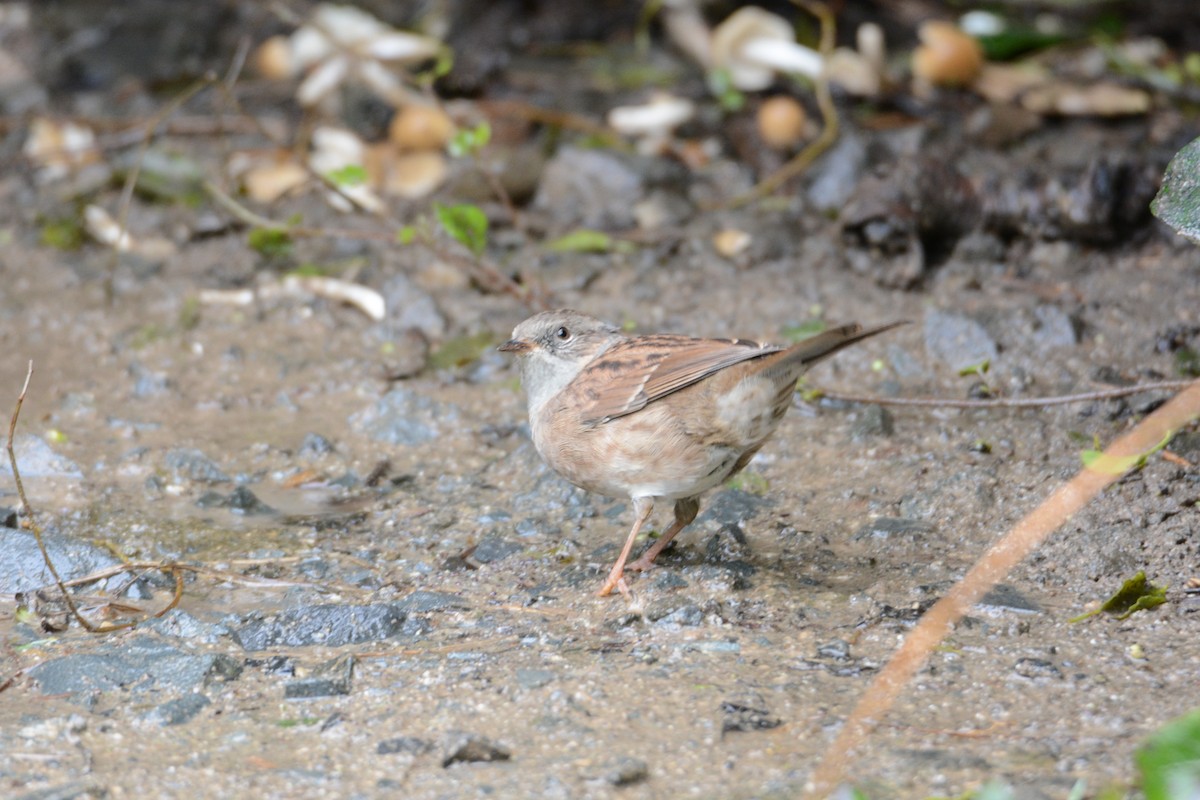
xmin=226 ymin=486 xmax=274 ymax=515
xmin=441 ymin=731 xmax=511 ymax=767
xmin=599 ymin=756 xmax=650 ymax=787
xmin=977 ymin=584 xmax=1042 ymax=615
xmin=144 ymin=693 xmax=210 ymax=726
xmin=164 ymin=448 xmax=229 ymax=484
xmin=194 ymin=490 xmax=227 ymax=508
xmin=850 ymin=405 xmax=894 ymax=439
xmin=512 ymin=470 xmax=594 ymax=520
xmin=231 ymin=604 xmax=424 ymax=650
xmin=853 ymin=517 xmax=934 ymax=541
xmin=1169 ymin=431 xmax=1200 ymax=457
xmin=698 ymin=489 xmax=774 ymax=527
xmin=720 ymin=693 xmax=782 ymax=734
xmin=129 ymin=361 xmax=171 ymax=398
xmin=29 ymin=636 xmax=242 ymax=702
xmin=0 ymin=530 xmax=123 ymax=594
xmin=514 ymin=668 xmax=556 ymax=690
xmin=923 ymin=311 xmax=999 ymax=373
xmin=144 ymin=609 xmax=231 ymax=644
xmin=1030 ymin=305 xmax=1080 ymax=349
xmin=285 ymin=655 xmax=354 ymax=699
xmin=646 ymin=602 xmax=703 ymax=627
xmin=351 ymin=388 xmax=461 ymax=446
xmin=394 ymin=590 xmax=469 ymax=612
xmin=807 ymin=132 xmax=867 ymax=213
xmin=1 ymin=506 xmax=16 ymax=528
xmin=652 ymin=571 xmax=688 ymax=590
xmin=1014 ymin=657 xmax=1062 ymax=680
xmin=298 ymin=433 xmax=334 ymax=458
xmin=815 ymin=640 xmax=852 ymax=660
xmin=378 ymin=736 xmax=434 ymax=756
xmin=1 ymin=434 xmax=82 ymax=479
xmin=379 ymin=273 xmax=446 ymax=339
xmin=472 ymin=536 xmax=522 ymax=564
xmin=533 ymin=145 xmax=643 ymax=230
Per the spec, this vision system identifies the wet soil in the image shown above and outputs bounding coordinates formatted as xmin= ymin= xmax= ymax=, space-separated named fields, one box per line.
xmin=2 ymin=4 xmax=1200 ymax=799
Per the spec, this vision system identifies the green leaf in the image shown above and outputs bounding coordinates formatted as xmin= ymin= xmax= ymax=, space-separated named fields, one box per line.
xmin=428 ymin=331 xmax=494 ymax=370
xmin=39 ymin=217 xmax=85 ymax=251
xmin=1175 ymin=347 xmax=1200 ymax=378
xmin=326 ymin=164 xmax=368 ymax=187
xmin=957 ymin=358 xmax=991 ymax=378
xmin=707 ymin=67 xmax=745 ymax=111
xmin=433 ymin=202 xmax=488 ymax=256
xmin=545 ymin=229 xmax=619 ymax=254
xmin=1151 ymin=136 xmax=1200 ymax=244
xmin=447 ymin=122 xmax=491 ymax=158
xmin=976 ymin=30 xmax=1067 ymax=61
xmin=247 ymin=227 xmax=293 ymax=258
xmin=1069 ymin=571 xmax=1168 ymax=623
xmin=396 ymin=226 xmax=417 ymax=245
xmin=1080 ymin=431 xmax=1173 ymax=475
xmin=725 ymin=472 xmax=769 ymax=495
xmin=1136 ymin=709 xmax=1200 ymax=800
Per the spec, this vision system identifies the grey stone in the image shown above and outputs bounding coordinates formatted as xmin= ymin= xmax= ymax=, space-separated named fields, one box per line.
xmin=853 ymin=517 xmax=934 ymax=541
xmin=923 ymin=310 xmax=999 ymax=372
xmin=231 ymin=603 xmax=423 ymax=650
xmin=351 ymin=388 xmax=461 ymax=446
xmin=0 ymin=529 xmax=123 ymax=594
xmin=0 ymin=434 xmax=82 ymax=479
xmin=1030 ymin=305 xmax=1080 ymax=349
xmin=226 ymin=486 xmax=274 ymax=515
xmin=1014 ymin=657 xmax=1062 ymax=680
xmin=441 ymin=731 xmax=511 ymax=767
xmin=515 ymin=668 xmax=556 ymax=689
xmin=298 ymin=433 xmax=334 ymax=458
xmin=807 ymin=132 xmax=867 ymax=213
xmin=29 ymin=636 xmax=242 ymax=702
xmin=977 ymin=584 xmax=1042 ymax=615
xmin=379 ymin=273 xmax=446 ymax=339
xmin=599 ymin=756 xmax=650 ymax=787
xmin=129 ymin=361 xmax=171 ymax=398
xmin=394 ymin=590 xmax=469 ymax=612
xmin=472 ymin=536 xmax=522 ymax=564
xmin=164 ymin=448 xmax=229 ymax=484
xmin=285 ymin=655 xmax=354 ymax=699
xmin=144 ymin=609 xmax=231 ymax=644
xmin=533 ymin=146 xmax=643 ymax=230
xmin=850 ymin=405 xmax=895 ymax=439
xmin=378 ymin=736 xmax=433 ymax=755
xmin=720 ymin=693 xmax=781 ymax=734
xmin=144 ymin=693 xmax=211 ymax=725
xmin=698 ymin=489 xmax=774 ymax=527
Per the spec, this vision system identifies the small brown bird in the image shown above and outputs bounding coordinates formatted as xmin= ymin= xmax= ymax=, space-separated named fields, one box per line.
xmin=500 ymin=310 xmax=902 ymax=597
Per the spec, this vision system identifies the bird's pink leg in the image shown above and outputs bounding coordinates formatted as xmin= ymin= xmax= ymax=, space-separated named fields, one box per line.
xmin=597 ymin=496 xmax=654 ymax=597
xmin=626 ymin=496 xmax=699 ymax=573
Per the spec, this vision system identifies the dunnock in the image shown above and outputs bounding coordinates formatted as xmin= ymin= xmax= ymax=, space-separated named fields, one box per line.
xmin=500 ymin=310 xmax=902 ymax=596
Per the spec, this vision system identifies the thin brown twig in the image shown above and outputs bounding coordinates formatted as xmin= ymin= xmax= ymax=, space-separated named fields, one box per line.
xmin=803 ymin=377 xmax=1200 ymax=797
xmin=820 ymin=380 xmax=1196 ymax=409
xmin=6 ymin=362 xmax=97 ymax=632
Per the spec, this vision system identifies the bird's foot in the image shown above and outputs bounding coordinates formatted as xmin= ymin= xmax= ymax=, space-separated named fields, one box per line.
xmin=625 ymin=555 xmax=659 ymax=574
xmin=597 ymin=572 xmax=631 ymax=598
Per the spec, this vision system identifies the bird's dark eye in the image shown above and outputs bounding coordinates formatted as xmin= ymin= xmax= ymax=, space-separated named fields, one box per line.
xmin=555 ymin=326 xmax=570 ymax=340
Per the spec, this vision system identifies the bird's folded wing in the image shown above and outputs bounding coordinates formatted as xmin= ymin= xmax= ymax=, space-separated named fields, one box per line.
xmin=581 ymin=335 xmax=782 ymax=424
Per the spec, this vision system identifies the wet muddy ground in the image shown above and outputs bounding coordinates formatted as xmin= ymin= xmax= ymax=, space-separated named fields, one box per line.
xmin=2 ymin=3 xmax=1200 ymax=799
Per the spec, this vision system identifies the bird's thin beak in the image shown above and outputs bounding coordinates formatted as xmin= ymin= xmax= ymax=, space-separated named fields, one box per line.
xmin=498 ymin=339 xmax=533 ymax=354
